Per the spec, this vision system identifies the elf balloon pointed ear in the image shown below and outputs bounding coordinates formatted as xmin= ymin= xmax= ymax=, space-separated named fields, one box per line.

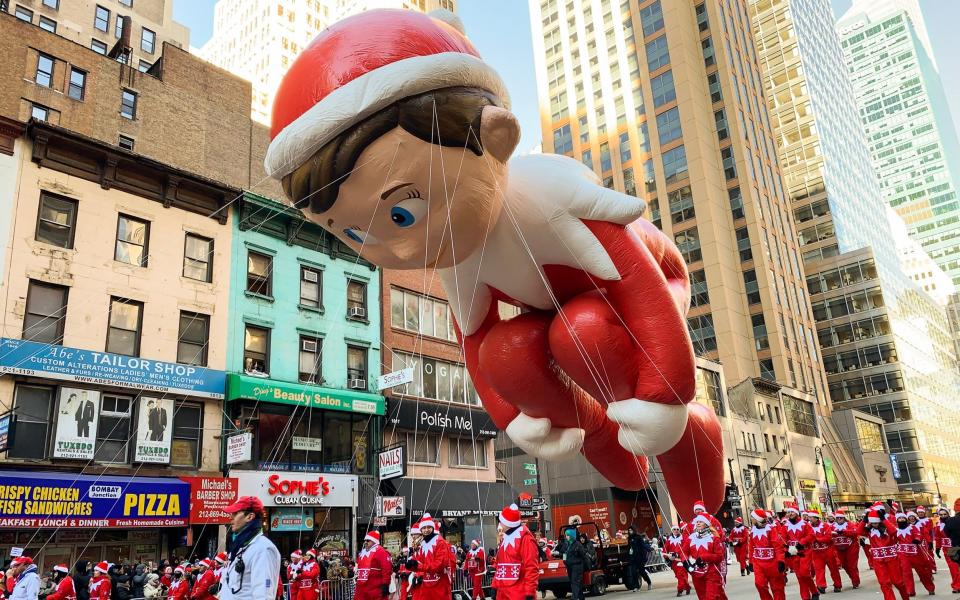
xmin=479 ymin=106 xmax=520 ymax=164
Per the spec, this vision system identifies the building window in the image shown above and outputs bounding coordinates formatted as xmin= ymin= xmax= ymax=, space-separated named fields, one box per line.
xmin=668 ymin=185 xmax=695 ymax=223
xmin=120 ymin=89 xmax=137 ymax=119
xmin=118 ymin=135 xmax=135 ymax=150
xmin=701 ymin=36 xmax=716 ymax=67
xmin=107 ymin=297 xmax=142 ymax=356
xmin=246 ymin=251 xmax=272 ymax=296
xmin=31 ymin=104 xmax=49 ymax=122
xmin=674 ymin=227 xmax=701 ymax=263
xmin=183 ymin=233 xmax=213 ymax=282
xmin=171 ymin=403 xmax=201 ymax=468
xmin=95 ymin=394 xmax=130 ymax=463
xmin=581 ymin=149 xmax=593 ymax=169
xmin=721 ymin=146 xmax=737 ymax=180
xmin=300 ymin=266 xmax=322 ymax=309
xmin=656 ymin=107 xmax=682 ymax=145
xmin=36 ymin=54 xmax=54 ymax=87
xmin=347 ymin=345 xmax=367 ymax=389
xmin=392 ymin=351 xmax=478 ymax=405
xmin=243 ymin=325 xmax=269 ymax=375
xmin=599 ymin=142 xmax=612 ymax=171
xmin=695 ymin=3 xmax=709 ymax=31
xmin=39 ymin=16 xmax=57 ymax=32
xmin=769 ymin=468 xmax=793 ymax=497
xmin=177 ymin=312 xmax=209 ymax=366
xmin=783 ymin=396 xmax=817 ymax=437
xmin=707 ymin=72 xmax=723 ymax=103
xmin=91 ymin=39 xmax=108 ymax=55
xmin=450 ymin=437 xmax=488 ymax=468
xmin=855 ymin=417 xmax=885 ymax=453
xmin=8 ymin=385 xmax=52 ymax=459
xmin=35 ymin=192 xmax=77 ymax=248
xmin=299 ymin=336 xmax=323 ymax=383
xmin=774 ymin=406 xmax=782 ymax=424
xmin=662 ymin=145 xmax=688 ymax=184
xmin=94 ymin=5 xmax=109 ymax=31
xmin=346 ymin=279 xmax=367 ymax=319
xmin=736 ymin=227 xmax=752 ymax=262
xmin=407 ymin=432 xmax=440 ymax=465
xmin=688 ymin=314 xmax=717 ymax=353
xmin=552 ymin=125 xmax=573 ymax=154
xmin=714 ymin=109 xmax=729 ymax=140
xmin=67 ymin=68 xmax=86 ymax=100
xmin=141 ymin=27 xmax=155 ymax=54
xmin=119 ymin=0 xmax=132 ymax=6
xmin=728 ymin=186 xmax=744 ymax=219
xmin=690 ymin=269 xmax=709 ymax=307
xmin=639 ymin=0 xmax=663 ymax=36
xmin=696 ymin=367 xmax=724 ymax=416
xmin=752 ymin=313 xmax=769 ymax=350
xmin=390 ymin=288 xmax=457 ymax=342
xmin=114 ymin=14 xmax=123 ymax=38
xmin=645 ymin=35 xmax=670 ymax=72
xmin=24 ymin=280 xmax=68 ymax=345
xmin=14 ymin=5 xmax=33 ymax=22
xmin=759 ymin=358 xmax=775 ymax=380
xmin=743 ymin=269 xmax=760 ymax=304
xmin=114 ymin=214 xmax=149 ymax=266
xmin=138 ymin=60 xmax=152 ymax=73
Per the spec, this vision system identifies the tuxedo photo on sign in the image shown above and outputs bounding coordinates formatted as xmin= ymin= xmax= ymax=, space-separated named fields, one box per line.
xmin=135 ymin=397 xmax=173 ymax=464
xmin=52 ymin=387 xmax=100 ymax=460
xmin=146 ymin=399 xmax=167 ymax=441
xmin=73 ymin=391 xmax=96 ymax=438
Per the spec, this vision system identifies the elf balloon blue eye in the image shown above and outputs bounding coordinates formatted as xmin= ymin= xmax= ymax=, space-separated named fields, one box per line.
xmin=390 ymin=196 xmax=427 ymax=228
xmin=391 ymin=206 xmax=415 ymax=227
xmin=344 ymin=228 xmax=365 ymax=243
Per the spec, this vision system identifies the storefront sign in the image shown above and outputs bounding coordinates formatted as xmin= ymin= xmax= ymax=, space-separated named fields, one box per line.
xmin=226 ymin=374 xmax=385 ymax=415
xmin=0 ymin=471 xmax=189 ymax=528
xmin=226 ymin=432 xmax=253 ymax=465
xmin=52 ymin=388 xmax=100 ymax=459
xmin=373 ymin=516 xmax=387 ymax=526
xmin=181 ymin=477 xmax=238 ymax=524
xmin=292 ymin=436 xmax=323 ymax=452
xmin=0 ymin=338 xmax=226 ymax=398
xmin=377 ymin=368 xmax=414 ymax=391
xmin=231 ymin=470 xmax=357 ymax=508
xmin=378 ymin=445 xmax=405 ymax=481
xmin=269 ymin=507 xmax=314 ymax=531
xmin=134 ymin=397 xmax=173 ymax=464
xmin=387 ymin=400 xmax=497 ymax=438
xmin=0 ymin=413 xmax=12 ymax=453
xmin=316 ymin=533 xmax=349 ymax=556
xmin=378 ymin=496 xmax=405 ymax=517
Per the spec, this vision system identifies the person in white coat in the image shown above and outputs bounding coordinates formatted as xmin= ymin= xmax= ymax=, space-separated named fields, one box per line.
xmin=219 ymin=496 xmax=281 ymax=600
xmin=9 ymin=556 xmax=40 ymax=600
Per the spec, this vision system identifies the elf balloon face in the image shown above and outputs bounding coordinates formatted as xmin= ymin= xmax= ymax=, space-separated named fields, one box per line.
xmin=266 ymin=8 xmax=726 ymax=519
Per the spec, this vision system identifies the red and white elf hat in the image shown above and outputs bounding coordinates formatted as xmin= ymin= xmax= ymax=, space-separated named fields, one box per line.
xmin=215 ymin=552 xmax=227 ymax=564
xmin=917 ymin=505 xmax=927 ymax=513
xmin=53 ymin=564 xmax=69 ymax=574
xmin=692 ymin=500 xmax=707 ymax=513
xmin=734 ymin=517 xmax=743 ymax=524
xmin=420 ymin=513 xmax=437 ymax=530
xmin=410 ymin=520 xmax=422 ymax=535
xmin=291 ymin=549 xmax=302 ymax=559
xmin=868 ymin=510 xmax=882 ymax=523
xmin=265 ymin=8 xmax=510 ymax=180
xmin=692 ymin=515 xmax=711 ymax=527
xmin=499 ymin=504 xmax=522 ymax=528
xmin=174 ymin=566 xmax=185 ymax=575
xmin=783 ymin=501 xmax=799 ymax=515
xmin=305 ymin=548 xmax=317 ymax=558
xmin=95 ymin=561 xmax=109 ymax=574
xmin=751 ymin=508 xmax=766 ymax=523
xmin=365 ymin=531 xmax=381 ymax=545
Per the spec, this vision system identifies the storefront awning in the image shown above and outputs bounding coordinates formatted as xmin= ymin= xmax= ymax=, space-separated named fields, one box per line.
xmin=226 ymin=373 xmax=385 ymax=416
xmin=391 ymin=479 xmax=521 ymax=517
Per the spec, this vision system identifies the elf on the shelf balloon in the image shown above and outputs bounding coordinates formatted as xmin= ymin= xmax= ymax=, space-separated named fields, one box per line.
xmin=265 ymin=9 xmax=724 ymax=514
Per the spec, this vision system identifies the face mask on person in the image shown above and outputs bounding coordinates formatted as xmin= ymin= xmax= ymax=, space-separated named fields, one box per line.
xmin=897 ymin=519 xmax=909 ymax=529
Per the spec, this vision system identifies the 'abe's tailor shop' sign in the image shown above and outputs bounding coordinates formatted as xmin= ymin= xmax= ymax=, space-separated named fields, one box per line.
xmin=0 ymin=338 xmax=225 ymax=398
xmin=387 ymin=400 xmax=497 ymax=438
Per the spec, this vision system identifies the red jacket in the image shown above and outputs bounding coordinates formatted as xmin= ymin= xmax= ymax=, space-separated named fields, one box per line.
xmin=492 ymin=527 xmax=539 ymax=600
xmin=860 ymin=521 xmax=899 ymax=562
xmin=936 ymin=521 xmax=954 ymax=550
xmin=831 ymin=520 xmax=857 ymax=550
xmin=728 ymin=525 xmax=748 ymax=548
xmin=298 ymin=559 xmax=320 ymax=590
xmin=46 ymin=577 xmax=77 ymax=600
xmin=191 ymin=569 xmax=218 ymax=600
xmin=747 ymin=524 xmax=785 ymax=564
xmin=464 ymin=548 xmax=486 ymax=576
xmin=287 ymin=563 xmax=301 ymax=596
xmin=168 ymin=578 xmax=189 ymax=600
xmin=414 ymin=535 xmax=454 ymax=589
xmin=357 ymin=544 xmax=393 ymax=590
xmin=781 ymin=518 xmax=815 ymax=556
xmin=895 ymin=523 xmax=926 ymax=557
xmin=89 ymin=575 xmax=111 ymax=600
xmin=683 ymin=532 xmax=725 ymax=575
xmin=811 ymin=522 xmax=835 ymax=551
xmin=662 ymin=533 xmax=688 ymax=562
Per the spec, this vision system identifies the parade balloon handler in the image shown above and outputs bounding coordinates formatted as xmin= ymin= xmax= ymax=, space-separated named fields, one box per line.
xmin=9 ymin=557 xmax=39 ymax=600
xmin=265 ymin=7 xmax=725 ymax=513
xmin=219 ymin=496 xmax=281 ymax=600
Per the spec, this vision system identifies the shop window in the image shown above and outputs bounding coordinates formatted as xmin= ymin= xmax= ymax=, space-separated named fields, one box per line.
xmin=299 ymin=336 xmax=322 ymax=384
xmin=95 ymin=394 xmax=131 ymax=463
xmin=9 ymin=385 xmax=53 ymax=459
xmin=171 ymin=403 xmax=202 ymax=468
xmin=106 ymin=297 xmax=142 ymax=356
xmin=24 ymin=280 xmax=68 ymax=345
xmin=347 ymin=345 xmax=367 ymax=390
xmin=407 ymin=432 xmax=440 ymax=465
xmin=352 ymin=419 xmax=370 ymax=474
xmin=324 ymin=412 xmax=353 ymax=472
xmin=346 ymin=279 xmax=367 ymax=319
xmin=246 ymin=251 xmax=272 ymax=296
xmin=243 ymin=325 xmax=269 ymax=375
xmin=450 ymin=437 xmax=487 ymax=468
xmin=300 ymin=266 xmax=322 ymax=309
xmin=177 ymin=312 xmax=209 ymax=366
xmin=183 ymin=233 xmax=213 ymax=282
xmin=114 ymin=214 xmax=149 ymax=266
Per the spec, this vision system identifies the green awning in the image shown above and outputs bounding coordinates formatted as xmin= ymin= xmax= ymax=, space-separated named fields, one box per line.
xmin=226 ymin=373 xmax=385 ymax=416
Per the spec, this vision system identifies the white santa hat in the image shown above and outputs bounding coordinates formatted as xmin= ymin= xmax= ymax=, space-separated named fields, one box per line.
xmin=265 ymin=8 xmax=510 ymax=180
xmin=907 ymin=511 xmax=917 ymax=518
xmin=420 ymin=513 xmax=436 ymax=530
xmin=499 ymin=504 xmax=522 ymax=528
xmin=692 ymin=500 xmax=707 ymax=513
xmin=365 ymin=531 xmax=381 ymax=545
xmin=692 ymin=515 xmax=711 ymax=527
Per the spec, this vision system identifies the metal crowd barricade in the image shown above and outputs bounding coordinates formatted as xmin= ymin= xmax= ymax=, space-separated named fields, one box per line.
xmin=320 ymin=576 xmax=357 ymax=600
xmin=644 ymin=551 xmax=667 ymax=573
xmin=452 ymin=568 xmax=494 ymax=596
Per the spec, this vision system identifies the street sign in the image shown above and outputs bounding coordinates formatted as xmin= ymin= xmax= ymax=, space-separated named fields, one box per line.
xmin=523 ymin=478 xmax=537 ymax=486
xmin=523 ymin=463 xmax=537 ymax=474
xmin=373 ymin=517 xmax=387 ymax=527
xmin=730 ymin=501 xmax=741 ymax=510
xmin=532 ymin=502 xmax=549 ymax=511
xmin=890 ymin=454 xmax=901 ymax=479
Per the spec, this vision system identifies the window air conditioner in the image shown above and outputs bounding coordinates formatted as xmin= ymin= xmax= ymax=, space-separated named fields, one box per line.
xmin=303 ymin=270 xmax=319 ymax=283
xmin=349 ymin=306 xmax=366 ymax=318
xmin=302 ymin=339 xmax=318 ymax=352
xmin=349 ymin=378 xmax=367 ymax=389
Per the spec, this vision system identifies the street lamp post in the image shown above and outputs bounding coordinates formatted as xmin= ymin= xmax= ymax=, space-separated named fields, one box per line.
xmin=727 ymin=457 xmax=741 ymax=519
xmin=933 ymin=467 xmax=943 ymax=507
xmin=815 ymin=446 xmax=835 ymax=512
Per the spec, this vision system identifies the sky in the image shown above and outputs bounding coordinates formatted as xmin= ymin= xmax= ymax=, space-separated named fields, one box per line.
xmin=173 ymin=0 xmax=960 ymax=151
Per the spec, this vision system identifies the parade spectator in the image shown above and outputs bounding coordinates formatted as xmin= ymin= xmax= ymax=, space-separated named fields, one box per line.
xmin=143 ymin=574 xmax=162 ymax=599
xmin=219 ymin=496 xmax=281 ymax=600
xmin=626 ymin=526 xmax=653 ymax=591
xmin=556 ymin=529 xmax=587 ymax=600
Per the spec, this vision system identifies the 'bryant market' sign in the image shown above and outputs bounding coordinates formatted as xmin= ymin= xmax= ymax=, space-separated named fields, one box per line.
xmin=387 ymin=400 xmax=497 ymax=438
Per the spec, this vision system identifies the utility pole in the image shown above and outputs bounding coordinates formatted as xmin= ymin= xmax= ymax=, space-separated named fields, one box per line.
xmin=815 ymin=447 xmax=834 ymax=512
xmin=933 ymin=467 xmax=943 ymax=507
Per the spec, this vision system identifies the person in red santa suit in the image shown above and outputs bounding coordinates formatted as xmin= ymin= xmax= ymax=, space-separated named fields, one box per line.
xmin=357 ymin=531 xmax=393 ymax=600
xmin=287 ymin=550 xmax=303 ymax=600
xmin=727 ymin=517 xmax=749 ymax=576
xmin=297 ymin=549 xmax=321 ymax=600
xmin=167 ymin=567 xmax=189 ymax=600
xmin=746 ymin=508 xmax=785 ymax=600
xmin=781 ymin=502 xmax=817 ymax=600
xmin=491 ymin=504 xmax=539 ymax=600
xmin=860 ymin=509 xmax=908 ymax=600
xmin=399 ymin=521 xmax=422 ymax=600
xmin=89 ymin=562 xmax=112 ymax=600
xmin=830 ymin=509 xmax=861 ymax=589
xmin=935 ymin=507 xmax=960 ymax=593
xmin=409 ymin=514 xmax=454 ymax=600
xmin=808 ymin=511 xmax=842 ymax=594
xmin=45 ymin=564 xmax=76 ymax=600
xmin=910 ymin=509 xmax=937 ymax=574
xmin=894 ymin=512 xmax=935 ymax=596
xmin=191 ymin=559 xmax=219 ymax=600
xmin=213 ymin=552 xmax=228 ymax=584
xmin=661 ymin=524 xmax=691 ymax=596
xmin=683 ymin=515 xmax=726 ymax=600
xmin=463 ymin=539 xmax=487 ymax=600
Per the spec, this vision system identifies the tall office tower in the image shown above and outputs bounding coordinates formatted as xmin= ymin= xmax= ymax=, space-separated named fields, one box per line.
xmin=837 ymin=1 xmax=960 ymax=287
xmin=200 ymin=0 xmax=455 ymax=124
xmin=752 ymin=0 xmax=960 ymax=500
xmin=529 ymin=0 xmax=853 ymax=512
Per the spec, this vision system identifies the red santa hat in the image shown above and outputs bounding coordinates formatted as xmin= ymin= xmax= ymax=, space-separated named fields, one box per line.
xmin=291 ymin=549 xmax=302 ymax=559
xmin=871 ymin=501 xmax=885 ymax=511
xmin=499 ymin=503 xmax=522 ymax=528
xmin=867 ymin=510 xmax=882 ymax=524
xmin=470 ymin=539 xmax=480 ymax=547
xmin=895 ymin=512 xmax=907 ymax=520
xmin=215 ymin=552 xmax=228 ymax=564
xmin=95 ymin=561 xmax=110 ymax=574
xmin=751 ymin=508 xmax=766 ymax=523
xmin=54 ymin=564 xmax=69 ymax=574
xmin=365 ymin=531 xmax=381 ymax=545
xmin=202 ymin=559 xmax=215 ymax=569
xmin=410 ymin=520 xmax=422 ymax=535
xmin=11 ymin=556 xmax=33 ymax=567
xmin=420 ymin=513 xmax=437 ymax=530
xmin=734 ymin=517 xmax=743 ymax=524
xmin=835 ymin=509 xmax=847 ymax=519
xmin=305 ymin=548 xmax=317 ymax=559
xmin=692 ymin=500 xmax=707 ymax=513
xmin=916 ymin=505 xmax=927 ymax=514
xmin=907 ymin=511 xmax=917 ymax=518
xmin=174 ymin=566 xmax=185 ymax=575
xmin=265 ymin=8 xmax=510 ymax=180
xmin=783 ymin=501 xmax=799 ymax=515
xmin=692 ymin=515 xmax=711 ymax=527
